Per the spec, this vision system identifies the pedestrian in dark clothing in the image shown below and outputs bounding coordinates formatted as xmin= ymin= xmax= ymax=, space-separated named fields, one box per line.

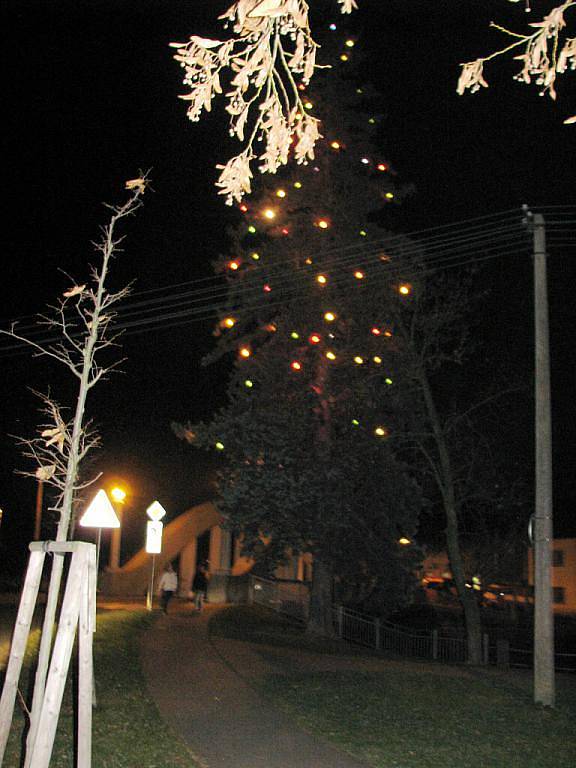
xmin=158 ymin=562 xmax=178 ymax=614
xmin=192 ymin=565 xmax=208 ymax=611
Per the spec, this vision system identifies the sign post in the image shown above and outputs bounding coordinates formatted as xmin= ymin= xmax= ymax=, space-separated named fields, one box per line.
xmin=145 ymin=501 xmax=167 ymax=611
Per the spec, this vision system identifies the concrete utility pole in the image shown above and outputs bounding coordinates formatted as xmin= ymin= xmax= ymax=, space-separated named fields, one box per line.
xmin=530 ymin=210 xmax=555 ymax=707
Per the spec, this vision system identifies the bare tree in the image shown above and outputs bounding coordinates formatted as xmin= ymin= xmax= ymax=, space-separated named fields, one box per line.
xmin=0 ymin=175 xmax=148 ymax=761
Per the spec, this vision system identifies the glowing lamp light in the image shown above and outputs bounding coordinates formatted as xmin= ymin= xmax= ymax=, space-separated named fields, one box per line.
xmin=79 ymin=490 xmax=120 ymax=529
xmin=385 ymin=377 xmax=393 ymax=385
xmin=361 ymin=158 xmax=370 ymax=165
xmin=110 ymin=487 xmax=126 ymax=504
xmin=215 ymin=442 xmax=225 ymax=451
xmin=374 ymin=426 xmax=388 ymax=438
xmin=305 ymin=257 xmax=313 ymax=265
xmin=263 ymin=208 xmax=276 ymax=220
xmin=317 ymin=219 xmax=330 ymax=229
xmin=326 ymin=351 xmax=336 ymax=361
xmin=248 ymin=225 xmax=256 ymax=233
xmin=265 ymin=322 xmax=277 ymax=332
xmin=354 ymin=270 xmax=365 ymax=280
xmin=228 ymin=260 xmax=240 ymax=270
xmin=290 ymin=331 xmax=300 ymax=339
xmin=373 ymin=356 xmax=382 ymax=364
xmin=345 ymin=39 xmax=355 ymax=48
xmin=385 ymin=192 xmax=395 ymax=200
xmin=329 ymin=23 xmax=337 ymax=30
xmin=368 ymin=117 xmax=376 ymax=124
xmin=399 ymin=537 xmax=411 ymax=546
xmin=251 ymin=252 xmax=260 ymax=260
xmin=330 ymin=141 xmax=341 ymax=150
xmin=324 ymin=311 xmax=336 ymax=322
xmin=281 ymin=228 xmax=289 ymax=235
xmin=291 ymin=360 xmax=302 ymax=371
xmin=359 ymin=230 xmax=367 ymax=237
xmin=309 ymin=333 xmax=321 ymax=344
xmin=352 ymin=419 xmax=360 ymax=426
xmin=244 ymin=379 xmax=253 ymax=388
xmin=276 ymin=188 xmax=286 ymax=198
xmin=316 ymin=274 xmax=327 ymax=285
xmin=294 ymin=181 xmax=302 ymax=189
xmin=239 ymin=203 xmax=248 ymax=212
xmin=398 ymin=283 xmax=411 ymax=296
xmin=340 ymin=54 xmax=349 ymax=61
xmin=222 ymin=317 xmax=236 ymax=329
xmin=304 ymin=101 xmax=313 ymax=110
xmin=354 ymin=356 xmax=364 ymax=365
xmin=239 ymin=346 xmax=251 ymax=359
xmin=371 ymin=327 xmax=381 ymax=336
xmin=384 ymin=330 xmax=393 ymax=337
xmin=377 ymin=163 xmax=388 ymax=172
xmin=263 ymin=284 xmax=272 ymax=292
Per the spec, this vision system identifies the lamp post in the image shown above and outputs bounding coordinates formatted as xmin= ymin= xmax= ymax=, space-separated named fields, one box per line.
xmin=108 ymin=486 xmax=126 ymax=570
xmin=79 ymin=489 xmax=120 ymax=575
xmin=145 ymin=501 xmax=167 ymax=611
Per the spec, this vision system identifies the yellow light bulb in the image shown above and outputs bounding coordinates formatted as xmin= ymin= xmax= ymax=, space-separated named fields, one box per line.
xmin=223 ymin=317 xmax=236 ymax=328
xmin=326 ymin=351 xmax=336 ymax=360
xmin=294 ymin=181 xmax=302 ymax=189
xmin=374 ymin=426 xmax=388 ymax=437
xmin=398 ymin=283 xmax=411 ymax=296
xmin=251 ymin=252 xmax=260 ymax=260
xmin=354 ymin=270 xmax=365 ymax=279
xmin=345 ymin=39 xmax=355 ymax=48
xmin=317 ymin=274 xmax=327 ymax=284
xmin=354 ymin=356 xmax=364 ymax=365
xmin=373 ymin=356 xmax=382 ymax=364
xmin=263 ymin=208 xmax=276 ymax=220
xmin=276 ymin=189 xmax=286 ymax=198
xmin=324 ymin=311 xmax=336 ymax=322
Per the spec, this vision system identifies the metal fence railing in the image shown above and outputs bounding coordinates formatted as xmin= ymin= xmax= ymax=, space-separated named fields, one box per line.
xmin=247 ymin=575 xmax=575 ymax=671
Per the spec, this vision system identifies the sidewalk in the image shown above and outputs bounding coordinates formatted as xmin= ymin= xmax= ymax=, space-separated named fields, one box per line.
xmin=140 ymin=603 xmax=372 ymax=768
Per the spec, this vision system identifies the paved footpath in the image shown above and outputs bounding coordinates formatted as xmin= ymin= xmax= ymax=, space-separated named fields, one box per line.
xmin=140 ymin=603 xmax=372 ymax=768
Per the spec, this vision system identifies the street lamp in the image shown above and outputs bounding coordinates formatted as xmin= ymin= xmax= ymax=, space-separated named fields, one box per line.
xmin=145 ymin=501 xmax=167 ymax=611
xmin=109 ymin=486 xmax=127 ymax=570
xmin=79 ymin=489 xmax=120 ymax=574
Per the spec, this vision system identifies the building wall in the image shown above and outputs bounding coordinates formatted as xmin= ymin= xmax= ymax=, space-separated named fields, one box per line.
xmin=527 ymin=538 xmax=576 ymax=614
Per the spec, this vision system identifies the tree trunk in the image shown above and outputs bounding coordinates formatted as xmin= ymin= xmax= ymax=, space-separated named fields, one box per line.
xmin=418 ymin=365 xmax=483 ymax=664
xmin=306 ymin=556 xmax=335 ymax=637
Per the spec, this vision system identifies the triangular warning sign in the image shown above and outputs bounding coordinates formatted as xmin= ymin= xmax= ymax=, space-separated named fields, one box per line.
xmin=79 ymin=489 xmax=120 ymax=528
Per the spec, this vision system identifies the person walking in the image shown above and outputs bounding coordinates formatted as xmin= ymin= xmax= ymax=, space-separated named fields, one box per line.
xmin=158 ymin=562 xmax=178 ymax=614
xmin=192 ymin=564 xmax=208 ymax=611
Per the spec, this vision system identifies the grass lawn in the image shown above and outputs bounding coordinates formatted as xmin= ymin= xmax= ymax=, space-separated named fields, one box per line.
xmin=1 ymin=609 xmax=200 ymax=768
xmin=211 ymin=605 xmax=576 ymax=768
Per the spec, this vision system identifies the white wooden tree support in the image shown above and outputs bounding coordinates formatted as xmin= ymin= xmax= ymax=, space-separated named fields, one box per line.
xmin=0 ymin=541 xmax=97 ymax=768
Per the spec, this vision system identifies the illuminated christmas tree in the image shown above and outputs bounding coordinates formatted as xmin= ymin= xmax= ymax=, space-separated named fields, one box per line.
xmin=181 ymin=19 xmax=422 ymax=633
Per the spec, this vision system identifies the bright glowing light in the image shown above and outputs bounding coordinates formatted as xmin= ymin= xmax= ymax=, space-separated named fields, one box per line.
xmin=110 ymin=487 xmax=126 ymax=504
xmin=385 ymin=377 xmax=393 ymax=385
xmin=398 ymin=283 xmax=411 ymax=295
xmin=239 ymin=204 xmax=248 ymax=212
xmin=359 ymin=230 xmax=367 ymax=237
xmin=330 ymin=141 xmax=341 ymax=150
xmin=147 ymin=501 xmax=167 ymax=521
xmin=265 ymin=323 xmax=277 ymax=332
xmin=291 ymin=360 xmax=302 ymax=371
xmin=316 ymin=274 xmax=327 ymax=284
xmin=354 ymin=270 xmax=365 ymax=279
xmin=251 ymin=252 xmax=260 ymax=260
xmin=361 ymin=158 xmax=370 ymax=165
xmin=263 ymin=284 xmax=272 ymax=292
xmin=248 ymin=225 xmax=256 ymax=233
xmin=368 ymin=117 xmax=376 ymax=124
xmin=239 ymin=346 xmax=251 ymax=358
xmin=305 ymin=257 xmax=313 ymax=265
xmin=374 ymin=426 xmax=388 ymax=437
xmin=290 ymin=331 xmax=300 ymax=339
xmin=385 ymin=192 xmax=394 ymax=200
xmin=345 ymin=39 xmax=355 ymax=48
xmin=263 ymin=208 xmax=276 ymax=220
xmin=373 ymin=356 xmax=382 ymax=364
xmin=352 ymin=419 xmax=360 ymax=426
xmin=215 ymin=442 xmax=225 ymax=451
xmin=399 ymin=537 xmax=411 ymax=545
xmin=317 ymin=219 xmax=330 ymax=229
xmin=281 ymin=227 xmax=289 ymax=235
xmin=329 ymin=23 xmax=337 ymax=30
xmin=326 ymin=350 xmax=336 ymax=360
xmin=371 ymin=327 xmax=381 ymax=335
xmin=294 ymin=181 xmax=302 ymax=189
xmin=309 ymin=333 xmax=321 ymax=344
xmin=354 ymin=356 xmax=364 ymax=365
xmin=245 ymin=380 xmax=253 ymax=388
xmin=377 ymin=163 xmax=388 ymax=172
xmin=276 ymin=189 xmax=286 ymax=198
xmin=340 ymin=54 xmax=349 ymax=61
xmin=324 ymin=311 xmax=336 ymax=322
xmin=222 ymin=317 xmax=236 ymax=328
xmin=228 ymin=260 xmax=240 ymax=270
xmin=304 ymin=101 xmax=313 ymax=110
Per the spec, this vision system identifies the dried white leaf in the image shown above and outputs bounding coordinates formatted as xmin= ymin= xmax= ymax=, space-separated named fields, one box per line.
xmin=63 ymin=284 xmax=86 ymax=298
xmin=36 ymin=464 xmax=57 ymax=481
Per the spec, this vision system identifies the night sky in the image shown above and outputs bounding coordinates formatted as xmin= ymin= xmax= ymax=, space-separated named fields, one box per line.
xmin=1 ymin=1 xmax=575 ymax=572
